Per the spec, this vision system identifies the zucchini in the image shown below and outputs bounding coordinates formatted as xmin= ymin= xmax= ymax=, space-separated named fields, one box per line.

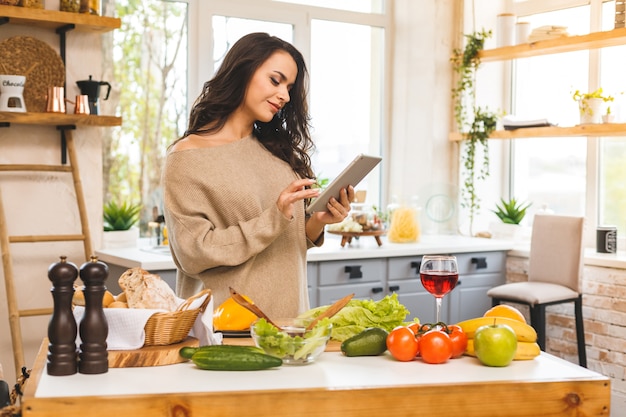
xmin=191 ymin=346 xmax=283 ymax=371
xmin=179 ymin=344 xmax=263 ymax=360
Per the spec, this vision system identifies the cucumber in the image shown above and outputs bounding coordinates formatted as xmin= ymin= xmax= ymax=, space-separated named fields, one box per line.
xmin=341 ymin=327 xmax=389 ymax=357
xmin=191 ymin=346 xmax=283 ymax=371
xmin=179 ymin=344 xmax=263 ymax=360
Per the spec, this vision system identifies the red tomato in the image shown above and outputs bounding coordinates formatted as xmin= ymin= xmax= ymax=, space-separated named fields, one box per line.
xmin=419 ymin=329 xmax=452 ymax=364
xmin=386 ymin=326 xmax=419 ymax=362
xmin=406 ymin=322 xmax=421 ymax=335
xmin=447 ymin=325 xmax=468 ymax=358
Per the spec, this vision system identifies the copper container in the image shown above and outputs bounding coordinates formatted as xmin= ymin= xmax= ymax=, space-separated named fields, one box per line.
xmin=74 ymin=95 xmax=90 ymax=115
xmin=46 ymin=86 xmax=66 ymax=113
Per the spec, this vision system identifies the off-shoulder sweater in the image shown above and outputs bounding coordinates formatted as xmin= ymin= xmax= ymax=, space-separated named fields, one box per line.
xmin=162 ymin=135 xmax=321 ymax=317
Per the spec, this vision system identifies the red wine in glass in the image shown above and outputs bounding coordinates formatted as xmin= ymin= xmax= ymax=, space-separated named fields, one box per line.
xmin=419 ymin=255 xmax=458 ymax=323
xmin=420 ymin=271 xmax=459 ymax=298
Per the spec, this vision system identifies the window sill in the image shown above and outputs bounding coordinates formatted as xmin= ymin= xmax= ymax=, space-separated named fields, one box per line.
xmin=508 ymin=246 xmax=626 ymax=270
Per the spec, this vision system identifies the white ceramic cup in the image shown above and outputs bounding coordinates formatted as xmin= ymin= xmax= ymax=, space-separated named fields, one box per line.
xmin=497 ymin=13 xmax=516 ymax=47
xmin=516 ymin=22 xmax=531 ymax=44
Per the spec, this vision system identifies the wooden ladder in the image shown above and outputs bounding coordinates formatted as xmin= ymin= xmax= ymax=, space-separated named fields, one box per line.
xmin=0 ymin=129 xmax=93 ymax=377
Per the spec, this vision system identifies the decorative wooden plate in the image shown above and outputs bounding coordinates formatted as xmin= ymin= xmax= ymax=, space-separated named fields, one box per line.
xmin=0 ymin=36 xmax=65 ymax=112
xmin=328 ymin=230 xmax=386 ymax=247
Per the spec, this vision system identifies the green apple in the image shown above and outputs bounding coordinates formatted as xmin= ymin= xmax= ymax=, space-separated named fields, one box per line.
xmin=474 ymin=323 xmax=517 ymax=367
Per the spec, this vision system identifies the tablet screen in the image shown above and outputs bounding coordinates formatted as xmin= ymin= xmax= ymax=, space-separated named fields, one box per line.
xmin=306 ymin=154 xmax=382 ymax=214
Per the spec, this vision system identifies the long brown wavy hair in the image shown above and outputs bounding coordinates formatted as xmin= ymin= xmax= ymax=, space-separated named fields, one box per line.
xmin=171 ymin=32 xmax=314 ymax=180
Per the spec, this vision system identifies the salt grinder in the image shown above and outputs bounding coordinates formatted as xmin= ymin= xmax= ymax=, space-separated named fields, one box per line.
xmin=78 ymin=256 xmax=109 ymax=374
xmin=47 ymin=256 xmax=79 ymax=376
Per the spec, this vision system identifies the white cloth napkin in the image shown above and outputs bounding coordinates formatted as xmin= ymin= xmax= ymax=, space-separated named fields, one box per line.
xmin=73 ymin=292 xmax=221 ymax=350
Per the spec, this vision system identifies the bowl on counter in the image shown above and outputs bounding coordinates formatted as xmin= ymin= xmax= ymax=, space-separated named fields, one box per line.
xmin=250 ymin=318 xmax=332 ymax=365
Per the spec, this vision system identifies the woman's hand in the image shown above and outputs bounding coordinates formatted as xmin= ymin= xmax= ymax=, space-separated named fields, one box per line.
xmin=305 ymin=186 xmax=354 ymax=242
xmin=314 ymin=185 xmax=355 ymax=225
xmin=276 ymin=178 xmax=320 ymax=219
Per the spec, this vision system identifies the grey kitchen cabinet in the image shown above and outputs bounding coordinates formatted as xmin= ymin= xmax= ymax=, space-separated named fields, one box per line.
xmin=387 ymin=256 xmax=445 ymax=323
xmin=314 ymin=258 xmax=386 ymax=306
xmin=447 ymin=251 xmax=507 ymax=323
xmin=308 ymin=250 xmax=506 ymax=325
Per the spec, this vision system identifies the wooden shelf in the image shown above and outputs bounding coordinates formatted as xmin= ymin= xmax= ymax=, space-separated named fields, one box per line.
xmin=0 ymin=5 xmax=120 ymax=32
xmin=479 ymin=27 xmax=626 ymax=62
xmin=449 ymin=123 xmax=626 ymax=141
xmin=0 ymin=111 xmax=121 ymax=127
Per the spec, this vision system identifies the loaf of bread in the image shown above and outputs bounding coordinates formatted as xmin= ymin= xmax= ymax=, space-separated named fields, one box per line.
xmin=118 ymin=267 xmax=178 ymax=311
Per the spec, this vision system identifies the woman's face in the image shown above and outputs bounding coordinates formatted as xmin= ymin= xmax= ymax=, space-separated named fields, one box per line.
xmin=241 ymin=50 xmax=298 ymax=123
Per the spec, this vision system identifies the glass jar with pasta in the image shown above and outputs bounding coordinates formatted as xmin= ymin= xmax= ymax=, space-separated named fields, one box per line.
xmin=387 ymin=205 xmax=421 ymax=243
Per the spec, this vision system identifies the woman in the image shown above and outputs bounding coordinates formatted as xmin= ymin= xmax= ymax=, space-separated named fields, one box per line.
xmin=162 ymin=33 xmax=353 ymax=317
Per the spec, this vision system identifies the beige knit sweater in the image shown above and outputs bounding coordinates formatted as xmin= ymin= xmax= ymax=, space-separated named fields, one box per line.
xmin=162 ymin=135 xmax=321 ymax=317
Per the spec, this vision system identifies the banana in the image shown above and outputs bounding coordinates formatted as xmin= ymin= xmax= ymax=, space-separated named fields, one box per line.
xmin=455 ymin=316 xmax=537 ymax=342
xmin=465 ymin=339 xmax=541 ymax=360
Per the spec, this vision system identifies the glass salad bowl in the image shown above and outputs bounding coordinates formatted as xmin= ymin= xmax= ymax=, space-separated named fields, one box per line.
xmin=250 ymin=318 xmax=332 ymax=365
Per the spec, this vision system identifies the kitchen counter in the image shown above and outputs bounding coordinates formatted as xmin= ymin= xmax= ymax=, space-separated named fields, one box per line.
xmin=95 ymin=234 xmax=517 ymax=270
xmin=22 ymin=339 xmax=610 ymax=417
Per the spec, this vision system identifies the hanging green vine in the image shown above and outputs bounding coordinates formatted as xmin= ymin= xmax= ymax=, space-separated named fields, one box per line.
xmin=450 ymin=29 xmax=499 ymax=234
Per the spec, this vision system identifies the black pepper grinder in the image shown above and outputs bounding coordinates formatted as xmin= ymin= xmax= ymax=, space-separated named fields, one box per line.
xmin=78 ymin=256 xmax=109 ymax=374
xmin=47 ymin=256 xmax=79 ymax=376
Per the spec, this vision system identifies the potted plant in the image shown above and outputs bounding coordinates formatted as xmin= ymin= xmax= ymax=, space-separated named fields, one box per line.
xmin=572 ymin=88 xmax=613 ymax=124
xmin=603 ymin=105 xmax=615 ymax=124
xmin=451 ymin=29 xmax=499 ymax=236
xmin=489 ymin=198 xmax=531 ymax=240
xmin=102 ymin=200 xmax=142 ymax=249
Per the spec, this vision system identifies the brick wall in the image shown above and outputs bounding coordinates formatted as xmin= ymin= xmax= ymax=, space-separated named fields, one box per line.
xmin=506 ymin=255 xmax=626 ymax=413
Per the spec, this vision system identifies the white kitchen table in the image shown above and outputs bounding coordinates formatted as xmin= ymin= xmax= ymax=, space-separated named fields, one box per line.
xmin=22 ymin=339 xmax=610 ymax=417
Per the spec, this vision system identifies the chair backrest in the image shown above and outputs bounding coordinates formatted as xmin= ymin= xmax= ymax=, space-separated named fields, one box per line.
xmin=528 ymin=214 xmax=584 ymax=292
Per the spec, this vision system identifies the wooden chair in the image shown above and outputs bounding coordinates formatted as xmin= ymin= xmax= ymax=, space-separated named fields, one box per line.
xmin=487 ymin=214 xmax=586 ymax=367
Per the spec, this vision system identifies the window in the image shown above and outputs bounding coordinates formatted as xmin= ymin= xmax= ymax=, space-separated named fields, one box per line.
xmin=511 ymin=6 xmax=589 ymax=218
xmin=107 ymin=0 xmax=388 ymax=236
xmin=106 ymin=0 xmax=189 ymax=233
xmin=509 ymin=0 xmax=626 ymax=248
xmin=193 ymin=2 xmax=387 ymax=206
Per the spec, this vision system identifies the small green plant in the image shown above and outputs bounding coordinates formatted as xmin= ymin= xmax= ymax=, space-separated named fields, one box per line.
xmin=103 ymin=200 xmax=142 ymax=231
xmin=572 ymin=88 xmax=614 ymax=103
xmin=573 ymin=88 xmax=614 ymax=117
xmin=492 ymin=198 xmax=531 ymax=225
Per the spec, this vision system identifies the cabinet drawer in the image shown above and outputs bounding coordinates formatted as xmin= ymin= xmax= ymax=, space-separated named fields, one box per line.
xmin=455 ymin=252 xmax=506 ymax=275
xmin=318 ymin=259 xmax=385 ymax=286
xmin=318 ymin=282 xmax=385 ymax=306
xmin=387 ymin=256 xmax=422 ymax=280
xmin=387 ymin=251 xmax=506 ymax=280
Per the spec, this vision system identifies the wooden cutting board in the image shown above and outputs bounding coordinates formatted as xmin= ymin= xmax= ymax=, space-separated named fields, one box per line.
xmin=108 ymin=337 xmax=199 ymax=368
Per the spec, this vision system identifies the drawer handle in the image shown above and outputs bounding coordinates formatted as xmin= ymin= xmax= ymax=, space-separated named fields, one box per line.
xmin=344 ymin=265 xmax=363 ymax=279
xmin=410 ymin=261 xmax=421 ymax=274
xmin=389 ymin=285 xmax=400 ymax=292
xmin=371 ymin=287 xmax=384 ymax=294
xmin=471 ymin=257 xmax=488 ymax=269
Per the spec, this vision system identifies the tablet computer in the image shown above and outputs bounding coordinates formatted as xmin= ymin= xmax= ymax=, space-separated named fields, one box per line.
xmin=306 ymin=154 xmax=382 ymax=214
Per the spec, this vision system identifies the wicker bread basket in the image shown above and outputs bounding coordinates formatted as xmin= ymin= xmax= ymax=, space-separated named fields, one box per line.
xmin=143 ymin=288 xmax=212 ymax=346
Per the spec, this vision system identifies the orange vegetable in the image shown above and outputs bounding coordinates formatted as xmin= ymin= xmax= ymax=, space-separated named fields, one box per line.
xmin=213 ymin=295 xmax=258 ymax=331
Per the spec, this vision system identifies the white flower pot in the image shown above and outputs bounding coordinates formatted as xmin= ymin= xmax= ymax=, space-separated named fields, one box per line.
xmin=578 ymin=98 xmax=604 ymax=124
xmin=602 ymin=114 xmax=615 ymax=124
xmin=489 ymin=222 xmax=523 ymax=241
xmin=102 ymin=227 xmax=139 ymax=249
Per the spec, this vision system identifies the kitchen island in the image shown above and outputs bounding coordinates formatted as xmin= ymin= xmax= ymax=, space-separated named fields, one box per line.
xmin=22 ymin=339 xmax=610 ymax=417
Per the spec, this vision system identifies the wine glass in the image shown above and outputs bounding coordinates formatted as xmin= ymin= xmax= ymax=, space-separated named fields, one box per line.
xmin=419 ymin=255 xmax=459 ymax=324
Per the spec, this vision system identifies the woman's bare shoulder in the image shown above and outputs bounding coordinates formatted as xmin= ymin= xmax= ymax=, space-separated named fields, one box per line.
xmin=170 ymin=134 xmax=215 ymax=152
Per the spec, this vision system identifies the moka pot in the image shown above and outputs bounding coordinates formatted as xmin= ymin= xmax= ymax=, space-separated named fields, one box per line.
xmin=76 ymin=75 xmax=111 ymax=115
